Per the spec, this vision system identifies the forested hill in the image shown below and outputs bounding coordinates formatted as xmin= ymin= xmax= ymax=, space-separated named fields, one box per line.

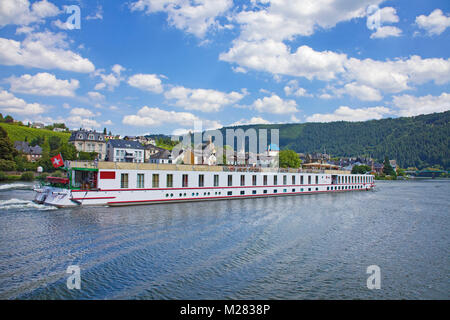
xmin=219 ymin=111 xmax=450 ymax=170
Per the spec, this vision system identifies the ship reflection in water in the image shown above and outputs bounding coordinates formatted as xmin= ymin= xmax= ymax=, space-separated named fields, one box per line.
xmin=0 ymin=180 xmax=448 ymax=299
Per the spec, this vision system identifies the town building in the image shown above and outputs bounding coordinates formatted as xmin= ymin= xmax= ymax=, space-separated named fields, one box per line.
xmin=31 ymin=122 xmax=45 ymax=129
xmin=149 ymin=149 xmax=172 ymax=164
xmin=144 ymin=144 xmax=166 ymax=163
xmin=14 ymin=141 xmax=42 ymax=162
xmin=106 ymin=139 xmax=145 ymax=163
xmin=69 ymin=130 xmax=107 ymax=160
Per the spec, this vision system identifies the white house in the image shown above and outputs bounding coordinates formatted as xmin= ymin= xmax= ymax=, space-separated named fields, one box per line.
xmin=106 ymin=139 xmax=145 ymax=163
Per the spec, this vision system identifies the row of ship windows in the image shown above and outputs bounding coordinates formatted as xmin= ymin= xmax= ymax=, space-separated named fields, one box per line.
xmin=119 ymin=173 xmax=372 ymax=189
xmin=162 ymin=185 xmax=367 ymax=198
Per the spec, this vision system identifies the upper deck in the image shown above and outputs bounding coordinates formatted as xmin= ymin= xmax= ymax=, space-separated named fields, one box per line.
xmin=66 ymin=160 xmax=351 ymax=175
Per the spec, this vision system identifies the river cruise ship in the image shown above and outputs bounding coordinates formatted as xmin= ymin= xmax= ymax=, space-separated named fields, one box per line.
xmin=33 ymin=161 xmax=375 ymax=208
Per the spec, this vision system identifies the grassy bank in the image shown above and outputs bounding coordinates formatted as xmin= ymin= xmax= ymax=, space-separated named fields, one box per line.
xmin=0 ymin=123 xmax=70 ymax=143
xmin=0 ymin=171 xmax=35 ymax=182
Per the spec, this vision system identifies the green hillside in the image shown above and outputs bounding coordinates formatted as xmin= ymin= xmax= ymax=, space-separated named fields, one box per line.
xmin=219 ymin=111 xmax=450 ymax=170
xmin=0 ymin=123 xmax=71 ymax=143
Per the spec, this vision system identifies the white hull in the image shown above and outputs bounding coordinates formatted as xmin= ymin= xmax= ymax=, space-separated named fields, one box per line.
xmin=34 ymin=162 xmax=375 ymax=208
xmin=37 ymin=183 xmax=375 ymax=207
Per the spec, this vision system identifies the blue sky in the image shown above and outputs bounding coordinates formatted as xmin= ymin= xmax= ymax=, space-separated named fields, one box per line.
xmin=0 ymin=0 xmax=449 ymax=136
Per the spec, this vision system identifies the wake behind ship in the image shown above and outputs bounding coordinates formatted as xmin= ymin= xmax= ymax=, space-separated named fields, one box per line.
xmin=33 ymin=161 xmax=375 ymax=208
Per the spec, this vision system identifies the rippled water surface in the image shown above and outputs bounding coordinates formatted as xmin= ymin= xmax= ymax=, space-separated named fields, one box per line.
xmin=0 ymin=180 xmax=448 ymax=299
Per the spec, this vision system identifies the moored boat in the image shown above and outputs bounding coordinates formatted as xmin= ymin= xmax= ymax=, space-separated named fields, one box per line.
xmin=34 ymin=161 xmax=375 ymax=208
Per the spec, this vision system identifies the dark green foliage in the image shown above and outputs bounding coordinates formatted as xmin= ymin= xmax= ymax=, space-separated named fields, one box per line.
xmin=0 ymin=159 xmax=17 ymax=171
xmin=78 ymin=151 xmax=98 ymax=160
xmin=30 ymin=136 xmax=45 ymax=147
xmin=383 ymin=156 xmax=396 ymax=176
xmin=4 ymin=115 xmax=13 ymax=123
xmin=48 ymin=136 xmax=61 ymax=150
xmin=20 ymin=172 xmax=35 ymax=181
xmin=352 ymin=165 xmax=371 ymax=174
xmin=222 ymin=111 xmax=450 ymax=170
xmin=279 ymin=149 xmax=301 ymax=168
xmin=0 ymin=127 xmax=17 ymax=160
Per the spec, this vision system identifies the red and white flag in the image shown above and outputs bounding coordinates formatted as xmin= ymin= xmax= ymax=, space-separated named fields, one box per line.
xmin=51 ymin=154 xmax=64 ymax=168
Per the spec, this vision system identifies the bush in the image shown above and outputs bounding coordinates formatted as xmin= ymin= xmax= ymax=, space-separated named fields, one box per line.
xmin=0 ymin=159 xmax=17 ymax=171
xmin=0 ymin=171 xmax=6 ymax=181
xmin=20 ymin=172 xmax=35 ymax=181
xmin=36 ymin=173 xmax=50 ymax=181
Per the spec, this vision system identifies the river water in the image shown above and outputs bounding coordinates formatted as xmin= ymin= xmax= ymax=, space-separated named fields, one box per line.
xmin=0 ymin=180 xmax=448 ymax=299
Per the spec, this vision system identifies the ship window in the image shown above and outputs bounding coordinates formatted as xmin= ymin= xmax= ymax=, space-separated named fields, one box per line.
xmin=308 ymin=188 xmax=311 ymax=191
xmin=199 ymin=174 xmax=204 ymax=187
xmin=167 ymin=174 xmax=173 ymax=188
xmin=301 ymin=188 xmax=304 ymax=192
xmin=182 ymin=174 xmax=188 ymax=187
xmin=263 ymin=190 xmax=267 ymax=194
xmin=274 ymin=175 xmax=277 ymax=185
xmin=137 ymin=174 xmax=145 ymax=188
xmin=283 ymin=175 xmax=287 ymax=185
xmin=292 ymin=176 xmax=295 ymax=185
xmin=252 ymin=190 xmax=257 ymax=194
xmin=274 ymin=189 xmax=278 ymax=193
xmin=240 ymin=190 xmax=245 ymax=195
xmin=120 ymin=173 xmax=128 ymax=188
xmin=152 ymin=174 xmax=159 ymax=188
xmin=327 ymin=187 xmax=330 ymax=190
xmin=300 ymin=176 xmax=304 ymax=184
xmin=292 ymin=189 xmax=295 ymax=192
xmin=263 ymin=175 xmax=268 ymax=186
xmin=252 ymin=175 xmax=257 ymax=186
xmin=240 ymin=175 xmax=245 ymax=186
xmin=316 ymin=187 xmax=318 ymax=191
xmin=228 ymin=175 xmax=233 ymax=187
xmin=214 ymin=174 xmax=219 ymax=187
xmin=308 ymin=176 xmax=311 ymax=185
xmin=283 ymin=189 xmax=287 ymax=192
xmin=227 ymin=191 xmax=232 ymax=196
xmin=315 ymin=176 xmax=319 ymax=184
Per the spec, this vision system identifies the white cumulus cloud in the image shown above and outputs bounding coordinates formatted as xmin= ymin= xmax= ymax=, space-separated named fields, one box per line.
xmin=7 ymin=72 xmax=79 ymax=97
xmin=250 ymin=94 xmax=298 ymax=114
xmin=392 ymin=93 xmax=450 ymax=117
xmin=0 ymin=89 xmax=47 ymax=115
xmin=128 ymin=73 xmax=163 ymax=94
xmin=0 ymin=31 xmax=94 ymax=73
xmin=129 ymin=0 xmax=233 ymax=38
xmin=416 ymin=9 xmax=450 ymax=36
xmin=164 ymin=86 xmax=246 ymax=112
xmin=306 ymin=106 xmax=391 ymax=122
xmin=0 ymin=0 xmax=60 ymax=27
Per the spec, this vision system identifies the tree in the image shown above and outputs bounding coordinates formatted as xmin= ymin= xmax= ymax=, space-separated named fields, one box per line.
xmin=30 ymin=136 xmax=45 ymax=147
xmin=0 ymin=126 xmax=17 ymax=160
xmin=279 ymin=149 xmax=301 ymax=168
xmin=383 ymin=156 xmax=396 ymax=176
xmin=352 ymin=165 xmax=371 ymax=174
xmin=58 ymin=143 xmax=77 ymax=160
xmin=103 ymin=128 xmax=107 ymax=135
xmin=48 ymin=136 xmax=62 ymax=151
xmin=4 ymin=115 xmax=13 ymax=123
